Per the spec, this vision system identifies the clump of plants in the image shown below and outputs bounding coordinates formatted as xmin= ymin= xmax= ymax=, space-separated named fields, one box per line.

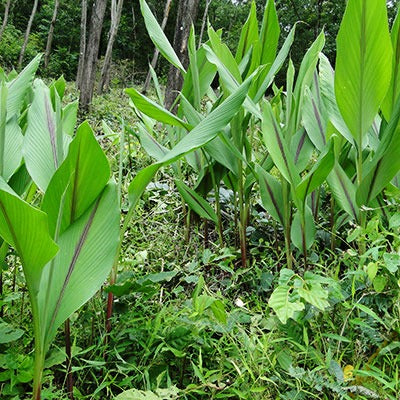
xmin=0 ymin=0 xmax=399 ymax=399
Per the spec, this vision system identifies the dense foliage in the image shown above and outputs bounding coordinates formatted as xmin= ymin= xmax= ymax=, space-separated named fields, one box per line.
xmin=0 ymin=0 xmax=400 ymax=400
xmin=1 ymin=0 xmax=385 ymax=82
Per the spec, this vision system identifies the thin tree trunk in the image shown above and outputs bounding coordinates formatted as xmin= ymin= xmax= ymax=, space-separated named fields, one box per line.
xmin=79 ymin=0 xmax=108 ymax=112
xmin=44 ymin=0 xmax=60 ymax=69
xmin=18 ymin=0 xmax=38 ymax=69
xmin=142 ymin=0 xmax=173 ymax=94
xmin=0 ymin=0 xmax=12 ymax=42
xmin=131 ymin=3 xmax=137 ymax=83
xmin=315 ymin=0 xmax=323 ymax=38
xmin=198 ymin=0 xmax=211 ymax=48
xmin=164 ymin=0 xmax=200 ymax=111
xmin=98 ymin=0 xmax=124 ymax=94
xmin=76 ymin=0 xmax=88 ymax=89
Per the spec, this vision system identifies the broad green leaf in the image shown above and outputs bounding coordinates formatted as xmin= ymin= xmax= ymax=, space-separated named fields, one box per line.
xmin=0 ymin=177 xmax=58 ymax=293
xmin=262 ymin=101 xmax=300 ymax=186
xmin=210 ymin=299 xmax=227 ymax=324
xmin=392 ymin=172 xmax=400 ymax=188
xmin=285 ymin=60 xmax=295 ymax=128
xmin=294 ymin=32 xmax=325 ymax=102
xmin=291 ymin=206 xmax=316 ymax=251
xmin=175 ymin=180 xmax=217 ymax=224
xmin=139 ymin=0 xmax=185 ymax=73
xmin=252 ymin=25 xmax=296 ymax=103
xmin=39 ymin=182 xmax=119 ymax=347
xmin=41 ymin=122 xmax=111 ymax=236
xmin=357 ymin=97 xmax=400 ymax=205
xmin=203 ymin=44 xmax=262 ymax=118
xmin=235 ymin=1 xmax=258 ymax=63
xmin=327 ymin=163 xmax=358 ymax=220
xmin=2 ymin=117 xmax=23 ymax=182
xmin=373 ymin=276 xmax=387 ymax=293
xmin=6 ymin=54 xmax=41 ymax=118
xmin=23 ymin=79 xmax=71 ymax=192
xmin=257 ymin=164 xmax=285 ymax=226
xmin=44 ymin=345 xmax=82 ymax=368
xmin=138 ymin=270 xmax=178 ymax=284
xmin=187 ymin=25 xmax=201 ymax=109
xmin=126 ymin=87 xmax=192 ymax=130
xmin=383 ymin=253 xmax=400 ymax=274
xmin=269 ymin=285 xmax=305 ymax=324
xmin=207 ymin=26 xmax=242 ymax=83
xmin=368 ymin=262 xmax=378 ymax=282
xmin=302 ymin=86 xmax=327 ymax=151
xmin=62 ymin=101 xmax=78 ymax=137
xmin=298 ymin=282 xmax=329 ymax=311
xmin=50 ymin=75 xmax=66 ymax=101
xmin=128 ymin=77 xmax=252 ymax=209
xmin=290 ymin=127 xmax=314 ymax=172
xmin=293 ymin=31 xmax=325 ymax=129
xmin=133 ymin=122 xmax=168 ymax=161
xmin=382 ymin=8 xmax=400 ymax=121
xmin=0 ymin=322 xmax=24 ymax=344
xmin=195 ymin=163 xmax=227 ymax=197
xmin=204 ymin=136 xmax=239 ymax=176
xmin=181 ymin=44 xmax=217 ymax=108
xmin=278 ymin=268 xmax=295 ymax=285
xmin=389 ymin=213 xmax=400 ymax=229
xmin=258 ymin=0 xmax=280 ymax=68
xmin=335 ymin=0 xmax=392 ymax=146
xmin=179 ymin=94 xmax=203 ymax=125
xmin=319 ymin=54 xmax=353 ymax=145
xmin=296 ymin=141 xmax=335 ymax=203
xmin=7 ymin=164 xmax=32 ymax=196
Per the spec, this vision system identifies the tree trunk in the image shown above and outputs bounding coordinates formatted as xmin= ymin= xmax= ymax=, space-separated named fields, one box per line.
xmin=79 ymin=0 xmax=108 ymax=112
xmin=98 ymin=0 xmax=124 ymax=94
xmin=76 ymin=0 xmax=88 ymax=89
xmin=44 ymin=0 xmax=60 ymax=69
xmin=198 ymin=0 xmax=211 ymax=48
xmin=131 ymin=3 xmax=137 ymax=83
xmin=142 ymin=0 xmax=173 ymax=95
xmin=164 ymin=0 xmax=200 ymax=111
xmin=0 ymin=0 xmax=12 ymax=42
xmin=18 ymin=0 xmax=38 ymax=69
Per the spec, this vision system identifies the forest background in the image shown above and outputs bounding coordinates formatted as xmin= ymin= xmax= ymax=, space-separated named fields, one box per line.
xmin=0 ymin=0 xmax=365 ymax=93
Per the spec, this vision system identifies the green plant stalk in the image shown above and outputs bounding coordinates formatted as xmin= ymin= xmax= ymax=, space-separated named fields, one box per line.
xmin=356 ymin=145 xmax=366 ymax=254
xmin=105 ymin=202 xmax=137 ymax=339
xmin=65 ymin=319 xmax=74 ymax=400
xmin=312 ymin=189 xmax=320 ymax=221
xmin=300 ymin=210 xmax=308 ymax=269
xmin=175 ymin=161 xmax=191 ymax=243
xmin=31 ymin=297 xmax=45 ymax=400
xmin=211 ymin=171 xmax=224 ymax=247
xmin=282 ymin=180 xmax=292 ymax=269
xmin=233 ymin=189 xmax=239 ymax=249
xmin=203 ymin=151 xmax=224 ymax=246
xmin=330 ymin=195 xmax=336 ymax=251
xmin=203 ymin=218 xmax=208 ymax=248
xmin=238 ymin=159 xmax=247 ymax=268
